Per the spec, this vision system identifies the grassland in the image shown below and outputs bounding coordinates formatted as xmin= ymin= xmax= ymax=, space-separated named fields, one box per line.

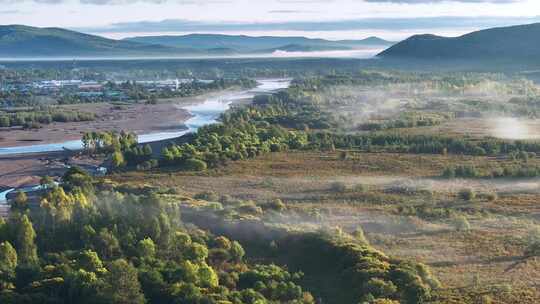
xmin=110 ymin=148 xmax=540 ymax=303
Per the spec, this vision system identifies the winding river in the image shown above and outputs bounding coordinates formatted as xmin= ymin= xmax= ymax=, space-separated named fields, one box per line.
xmin=0 ymin=79 xmax=290 ymax=207
xmin=0 ymin=79 xmax=290 ymax=156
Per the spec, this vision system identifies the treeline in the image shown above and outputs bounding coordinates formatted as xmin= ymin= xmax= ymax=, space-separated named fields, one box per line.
xmin=124 ymin=78 xmax=257 ymax=101
xmin=280 ymin=232 xmax=440 ymax=304
xmin=150 ymin=79 xmax=540 ymax=171
xmin=358 ymin=113 xmax=451 ymax=131
xmin=442 ymin=163 xmax=540 ymax=179
xmin=89 ymin=74 xmax=540 ymax=174
xmin=58 ymin=78 xmax=258 ymax=105
xmin=0 ymin=108 xmax=95 ymax=128
xmin=0 ymin=167 xmax=314 ymax=304
xmin=309 ymin=132 xmax=540 ymax=156
xmin=159 ymin=91 xmax=334 ymax=170
xmin=183 ymin=196 xmax=441 ymax=304
xmin=81 ymin=131 xmax=157 ymax=170
xmin=290 ymin=71 xmax=506 ymax=93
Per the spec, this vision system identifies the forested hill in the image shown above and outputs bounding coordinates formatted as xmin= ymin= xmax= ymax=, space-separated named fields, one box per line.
xmin=0 ymin=25 xmax=392 ymax=58
xmin=377 ymin=22 xmax=540 ymax=61
xmin=124 ymin=34 xmax=393 ymax=53
xmin=0 ymin=25 xmax=194 ymax=57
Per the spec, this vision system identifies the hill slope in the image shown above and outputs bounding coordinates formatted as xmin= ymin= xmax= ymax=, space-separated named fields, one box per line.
xmin=0 ymin=25 xmax=392 ymax=58
xmin=378 ymin=23 xmax=540 ymax=61
xmin=0 ymin=25 xmax=196 ymax=57
xmin=125 ymin=34 xmax=393 ymax=53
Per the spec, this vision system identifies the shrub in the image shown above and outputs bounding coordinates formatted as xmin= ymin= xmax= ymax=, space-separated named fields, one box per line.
xmin=0 ymin=116 xmax=10 ymax=127
xmin=329 ymin=181 xmax=347 ymax=193
xmin=353 ymin=183 xmax=368 ymax=193
xmin=372 ymin=299 xmax=400 ymax=304
xmin=454 ymin=216 xmax=471 ymax=231
xmin=485 ymin=192 xmax=498 ymax=202
xmin=136 ymin=159 xmax=158 ymax=171
xmin=238 ymin=202 xmax=263 ymax=215
xmin=458 ymin=188 xmax=476 ymax=201
xmin=363 ymin=278 xmax=398 ymax=298
xmin=266 ymin=199 xmax=286 ymax=211
xmin=194 ymin=191 xmax=220 ymax=202
xmin=338 ymin=151 xmax=349 ymax=161
xmin=353 ymin=226 xmax=369 ymax=245
xmin=442 ymin=166 xmax=455 ymax=178
xmin=184 ymin=158 xmax=207 ymax=171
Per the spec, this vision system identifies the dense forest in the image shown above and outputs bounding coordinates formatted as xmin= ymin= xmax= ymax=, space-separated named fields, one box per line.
xmin=0 ymin=107 xmax=95 ymax=128
xmin=83 ymin=73 xmax=540 ymax=173
xmin=0 ymin=166 xmax=438 ymax=304
xmin=5 ymin=70 xmax=540 ymax=303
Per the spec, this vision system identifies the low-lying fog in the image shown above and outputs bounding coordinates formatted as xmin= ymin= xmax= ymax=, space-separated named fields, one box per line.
xmin=491 ymin=117 xmax=540 ymax=140
xmin=314 ymin=77 xmax=540 ymax=138
xmin=0 ymin=48 xmax=384 ymax=62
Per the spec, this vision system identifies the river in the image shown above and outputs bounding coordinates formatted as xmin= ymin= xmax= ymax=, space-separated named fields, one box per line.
xmin=0 ymin=79 xmax=290 ymax=156
xmin=0 ymin=78 xmax=290 ymax=208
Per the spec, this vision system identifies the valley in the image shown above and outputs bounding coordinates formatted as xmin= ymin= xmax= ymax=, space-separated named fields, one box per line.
xmin=2 ymin=17 xmax=540 ymax=304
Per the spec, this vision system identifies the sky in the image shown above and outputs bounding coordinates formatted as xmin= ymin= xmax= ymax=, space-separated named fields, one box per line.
xmin=0 ymin=0 xmax=539 ymax=41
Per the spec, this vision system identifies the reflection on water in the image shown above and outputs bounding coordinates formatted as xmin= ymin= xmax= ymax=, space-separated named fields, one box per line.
xmin=0 ymin=79 xmax=290 ymax=156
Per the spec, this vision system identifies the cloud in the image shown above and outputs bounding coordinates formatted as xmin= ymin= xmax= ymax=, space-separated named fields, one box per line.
xmin=365 ymin=0 xmax=522 ymax=2
xmin=78 ymin=15 xmax=540 ymax=33
xmin=0 ymin=10 xmax=21 ymax=14
xmin=4 ymin=0 xmax=525 ymax=3
xmin=0 ymin=0 xmax=64 ymax=3
xmin=0 ymin=0 xmax=230 ymax=3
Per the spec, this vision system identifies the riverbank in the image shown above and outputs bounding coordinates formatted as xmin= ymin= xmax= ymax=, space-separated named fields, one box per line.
xmin=0 ymin=89 xmax=242 ymax=148
xmin=0 ymin=79 xmax=290 ymax=187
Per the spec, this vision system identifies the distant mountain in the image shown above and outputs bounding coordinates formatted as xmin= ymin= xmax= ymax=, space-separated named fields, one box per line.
xmin=0 ymin=25 xmax=198 ymax=57
xmin=124 ymin=34 xmax=393 ymax=53
xmin=0 ymin=25 xmax=393 ymax=58
xmin=378 ymin=23 xmax=540 ymax=61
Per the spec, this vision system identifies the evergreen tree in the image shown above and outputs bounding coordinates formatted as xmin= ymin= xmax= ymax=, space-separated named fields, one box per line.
xmin=0 ymin=241 xmax=18 ymax=288
xmin=102 ymin=259 xmax=146 ymax=304
xmin=13 ymin=214 xmax=38 ymax=265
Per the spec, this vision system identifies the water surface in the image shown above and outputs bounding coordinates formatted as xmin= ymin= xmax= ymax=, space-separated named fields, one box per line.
xmin=0 ymin=79 xmax=290 ymax=156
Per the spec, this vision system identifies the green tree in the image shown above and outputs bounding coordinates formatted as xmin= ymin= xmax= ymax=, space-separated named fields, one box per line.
xmin=183 ymin=158 xmax=207 ymax=171
xmin=95 ymin=228 xmax=121 ymax=259
xmin=13 ymin=214 xmax=38 ymax=265
xmin=197 ymin=263 xmax=219 ymax=288
xmin=79 ymin=250 xmax=105 ymax=273
xmin=353 ymin=226 xmax=369 ymax=245
xmin=458 ymin=188 xmax=476 ymax=201
xmin=137 ymin=238 xmax=156 ymax=260
xmin=0 ymin=115 xmax=10 ymax=127
xmin=12 ymin=191 xmax=28 ymax=211
xmin=143 ymin=144 xmax=153 ymax=156
xmin=0 ymin=241 xmax=18 ymax=288
xmin=112 ymin=151 xmax=126 ymax=168
xmin=187 ymin=243 xmax=209 ymax=262
xmin=66 ymin=269 xmax=104 ymax=304
xmin=40 ymin=175 xmax=55 ymax=188
xmin=102 ymin=259 xmax=146 ymax=304
xmin=230 ymin=241 xmax=245 ymax=263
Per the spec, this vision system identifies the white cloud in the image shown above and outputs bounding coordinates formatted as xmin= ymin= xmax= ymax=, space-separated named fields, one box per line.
xmin=0 ymin=0 xmax=537 ymax=41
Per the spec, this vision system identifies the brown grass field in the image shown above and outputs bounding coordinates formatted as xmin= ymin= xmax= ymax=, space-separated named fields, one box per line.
xmin=112 ymin=150 xmax=540 ymax=303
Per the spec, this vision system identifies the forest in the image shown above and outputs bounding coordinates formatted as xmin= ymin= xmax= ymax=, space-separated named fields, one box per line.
xmin=0 ymin=166 xmax=438 ymax=304
xmin=3 ymin=69 xmax=540 ymax=304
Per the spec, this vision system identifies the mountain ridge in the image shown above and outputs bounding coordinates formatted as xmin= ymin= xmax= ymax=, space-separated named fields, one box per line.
xmin=377 ymin=22 xmax=540 ymax=61
xmin=124 ymin=33 xmax=394 ymax=53
xmin=0 ymin=24 xmax=189 ymax=57
xmin=0 ymin=25 xmax=393 ymax=58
